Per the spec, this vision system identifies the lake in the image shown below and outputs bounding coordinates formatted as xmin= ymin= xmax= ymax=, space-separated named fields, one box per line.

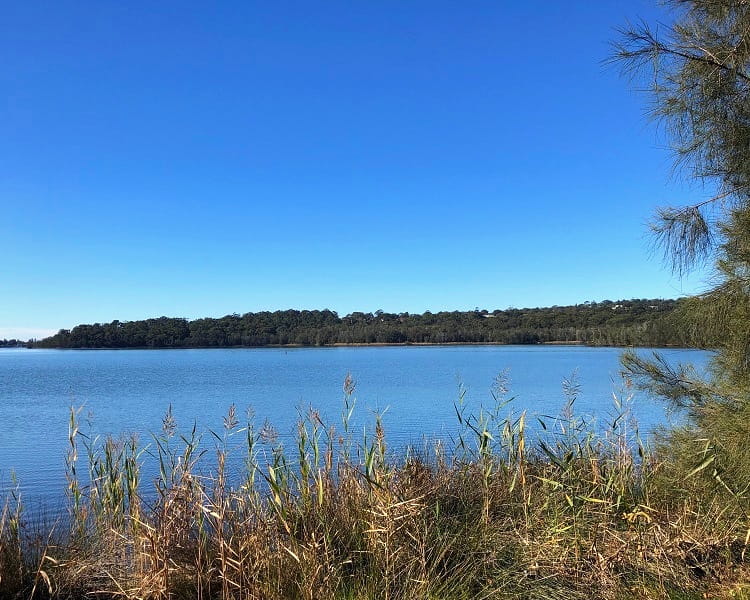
xmin=0 ymin=345 xmax=710 ymax=503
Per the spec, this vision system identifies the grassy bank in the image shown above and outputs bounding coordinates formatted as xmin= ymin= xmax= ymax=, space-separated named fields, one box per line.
xmin=2 ymin=377 xmax=749 ymax=599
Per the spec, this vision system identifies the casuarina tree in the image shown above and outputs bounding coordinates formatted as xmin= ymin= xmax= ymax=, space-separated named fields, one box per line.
xmin=614 ymin=1 xmax=750 ymax=487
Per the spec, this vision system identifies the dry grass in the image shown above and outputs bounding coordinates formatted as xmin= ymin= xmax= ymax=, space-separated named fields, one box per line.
xmin=2 ymin=376 xmax=750 ymax=599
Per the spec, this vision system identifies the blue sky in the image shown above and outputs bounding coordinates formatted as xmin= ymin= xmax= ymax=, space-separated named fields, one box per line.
xmin=1 ymin=1 xmax=709 ymax=339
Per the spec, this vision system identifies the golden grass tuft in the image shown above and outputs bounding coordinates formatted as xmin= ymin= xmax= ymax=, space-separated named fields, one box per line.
xmin=2 ymin=377 xmax=749 ymax=599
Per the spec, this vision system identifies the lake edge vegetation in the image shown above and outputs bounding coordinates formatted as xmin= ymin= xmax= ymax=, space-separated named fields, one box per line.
xmin=29 ymin=298 xmax=703 ymax=349
xmin=2 ymin=379 xmax=750 ymax=600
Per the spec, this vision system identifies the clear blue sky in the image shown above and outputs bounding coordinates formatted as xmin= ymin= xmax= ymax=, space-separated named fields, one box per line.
xmin=1 ymin=1 xmax=708 ymax=339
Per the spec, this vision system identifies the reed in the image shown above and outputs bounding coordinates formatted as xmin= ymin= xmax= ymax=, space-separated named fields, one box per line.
xmin=2 ymin=375 xmax=750 ymax=599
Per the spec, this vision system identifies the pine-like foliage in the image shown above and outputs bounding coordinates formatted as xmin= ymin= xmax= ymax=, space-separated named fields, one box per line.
xmin=615 ymin=0 xmax=750 ymax=490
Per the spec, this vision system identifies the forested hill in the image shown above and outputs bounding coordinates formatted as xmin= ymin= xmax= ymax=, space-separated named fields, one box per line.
xmin=30 ymin=299 xmax=700 ymax=349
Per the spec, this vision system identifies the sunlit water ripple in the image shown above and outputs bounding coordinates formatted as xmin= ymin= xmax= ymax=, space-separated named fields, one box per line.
xmin=0 ymin=345 xmax=710 ymax=507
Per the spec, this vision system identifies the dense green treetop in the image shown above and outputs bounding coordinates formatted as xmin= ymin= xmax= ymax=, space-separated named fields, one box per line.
xmin=614 ymin=1 xmax=750 ymax=489
xmin=30 ymin=299 xmax=694 ymax=349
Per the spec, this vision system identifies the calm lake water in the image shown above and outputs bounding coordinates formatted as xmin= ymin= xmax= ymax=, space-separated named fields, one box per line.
xmin=0 ymin=345 xmax=710 ymax=503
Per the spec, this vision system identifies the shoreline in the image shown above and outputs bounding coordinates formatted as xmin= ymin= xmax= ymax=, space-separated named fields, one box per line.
xmin=21 ymin=340 xmax=701 ymax=350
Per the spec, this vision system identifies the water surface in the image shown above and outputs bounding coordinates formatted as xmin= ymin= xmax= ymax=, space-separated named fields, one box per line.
xmin=0 ymin=345 xmax=710 ymax=502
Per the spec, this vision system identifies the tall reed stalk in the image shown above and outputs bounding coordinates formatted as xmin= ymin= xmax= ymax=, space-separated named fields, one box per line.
xmin=2 ymin=375 xmax=750 ymax=599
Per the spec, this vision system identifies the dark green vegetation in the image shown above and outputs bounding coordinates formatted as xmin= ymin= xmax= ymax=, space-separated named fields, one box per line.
xmin=32 ymin=298 xmax=696 ymax=349
xmin=0 ymin=339 xmax=25 ymax=347
xmin=614 ymin=0 xmax=750 ymax=530
xmin=2 ymin=387 xmax=750 ymax=599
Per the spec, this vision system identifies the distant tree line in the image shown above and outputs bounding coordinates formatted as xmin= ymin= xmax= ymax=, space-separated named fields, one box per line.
xmin=0 ymin=339 xmax=25 ymax=347
xmin=28 ymin=299 xmax=709 ymax=349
